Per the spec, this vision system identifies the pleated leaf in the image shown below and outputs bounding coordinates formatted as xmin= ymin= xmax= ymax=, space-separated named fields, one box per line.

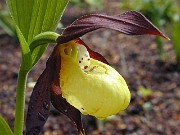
xmin=6 ymin=0 xmax=69 ymax=69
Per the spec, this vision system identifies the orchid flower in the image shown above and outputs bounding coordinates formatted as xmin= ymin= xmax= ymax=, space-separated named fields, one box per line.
xmin=26 ymin=11 xmax=168 ymax=135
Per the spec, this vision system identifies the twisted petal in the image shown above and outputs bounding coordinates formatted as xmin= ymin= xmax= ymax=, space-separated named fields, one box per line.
xmin=26 ymin=68 xmax=51 ymax=135
xmin=26 ymin=46 xmax=84 ymax=135
xmin=57 ymin=11 xmax=169 ymax=44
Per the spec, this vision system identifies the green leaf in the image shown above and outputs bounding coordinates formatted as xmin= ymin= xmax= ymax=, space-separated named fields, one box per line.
xmin=0 ymin=10 xmax=16 ymax=38
xmin=0 ymin=116 xmax=13 ymax=135
xmin=6 ymin=0 xmax=69 ymax=68
xmin=16 ymin=27 xmax=32 ymax=71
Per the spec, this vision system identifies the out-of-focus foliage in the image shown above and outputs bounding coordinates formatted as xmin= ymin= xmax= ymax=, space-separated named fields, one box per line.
xmin=172 ymin=21 xmax=180 ymax=62
xmin=70 ymin=0 xmax=103 ymax=9
xmin=0 ymin=2 xmax=16 ymax=38
xmin=85 ymin=0 xmax=103 ymax=9
xmin=70 ymin=0 xmax=84 ymax=7
xmin=170 ymin=1 xmax=180 ymax=62
xmin=120 ymin=0 xmax=180 ymax=62
xmin=120 ymin=0 xmax=172 ymax=27
xmin=138 ymin=86 xmax=152 ymax=97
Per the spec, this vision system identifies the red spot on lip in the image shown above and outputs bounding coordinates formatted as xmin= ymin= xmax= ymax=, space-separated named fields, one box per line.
xmin=84 ymin=66 xmax=88 ymax=69
xmin=74 ymin=38 xmax=109 ymax=65
xmin=88 ymin=58 xmax=90 ymax=61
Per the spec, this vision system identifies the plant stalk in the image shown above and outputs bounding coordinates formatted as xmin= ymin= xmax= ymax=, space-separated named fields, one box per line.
xmin=14 ymin=66 xmax=28 ymax=135
xmin=156 ymin=36 xmax=163 ymax=60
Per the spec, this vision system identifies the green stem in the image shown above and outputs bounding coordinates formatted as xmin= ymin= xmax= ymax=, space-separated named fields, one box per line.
xmin=156 ymin=36 xmax=163 ymax=60
xmin=14 ymin=66 xmax=29 ymax=135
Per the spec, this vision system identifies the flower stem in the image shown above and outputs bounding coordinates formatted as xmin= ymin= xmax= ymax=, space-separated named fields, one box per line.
xmin=156 ymin=36 xmax=163 ymax=60
xmin=14 ymin=66 xmax=28 ymax=135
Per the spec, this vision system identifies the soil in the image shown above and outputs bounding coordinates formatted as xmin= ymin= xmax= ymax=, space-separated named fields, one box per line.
xmin=0 ymin=0 xmax=180 ymax=135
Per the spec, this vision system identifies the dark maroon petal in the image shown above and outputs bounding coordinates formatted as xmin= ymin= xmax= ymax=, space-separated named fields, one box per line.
xmin=26 ymin=48 xmax=58 ymax=135
xmin=57 ymin=11 xmax=169 ymax=44
xmin=74 ymin=38 xmax=109 ymax=65
xmin=48 ymin=46 xmax=84 ymax=135
xmin=26 ymin=46 xmax=84 ymax=135
xmin=51 ymin=83 xmax=84 ymax=135
xmin=26 ymin=69 xmax=51 ymax=135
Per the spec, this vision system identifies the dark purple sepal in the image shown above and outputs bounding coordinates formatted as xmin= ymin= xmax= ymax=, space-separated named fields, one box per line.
xmin=26 ymin=69 xmax=51 ymax=135
xmin=25 ymin=47 xmax=59 ymax=135
xmin=26 ymin=46 xmax=84 ymax=135
xmin=50 ymin=83 xmax=84 ymax=135
xmin=57 ymin=11 xmax=169 ymax=44
xmin=49 ymin=46 xmax=84 ymax=135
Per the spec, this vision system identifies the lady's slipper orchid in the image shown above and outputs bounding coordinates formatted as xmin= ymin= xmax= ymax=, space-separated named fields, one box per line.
xmin=26 ymin=11 xmax=169 ymax=135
